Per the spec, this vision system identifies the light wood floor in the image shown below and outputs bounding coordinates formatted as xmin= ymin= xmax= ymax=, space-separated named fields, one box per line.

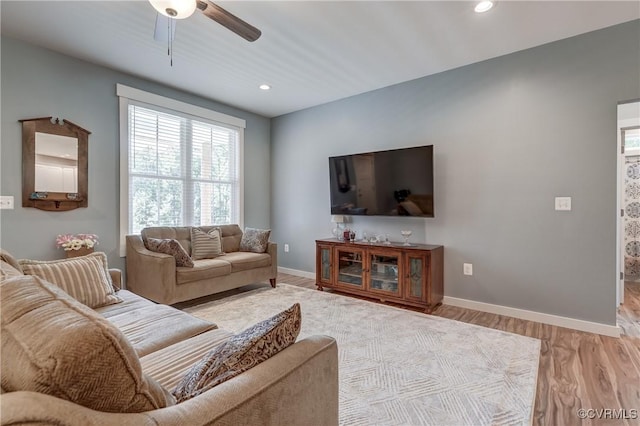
xmin=272 ymin=273 xmax=640 ymax=426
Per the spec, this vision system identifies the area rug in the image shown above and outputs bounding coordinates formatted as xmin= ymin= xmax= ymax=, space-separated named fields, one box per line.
xmin=185 ymin=284 xmax=540 ymax=426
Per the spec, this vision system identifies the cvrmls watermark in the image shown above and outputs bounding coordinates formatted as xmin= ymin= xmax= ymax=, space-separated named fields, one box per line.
xmin=577 ymin=408 xmax=638 ymax=420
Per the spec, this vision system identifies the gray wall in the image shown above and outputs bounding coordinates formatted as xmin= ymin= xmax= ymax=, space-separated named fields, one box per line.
xmin=0 ymin=36 xmax=271 ymax=271
xmin=271 ymin=20 xmax=640 ymax=326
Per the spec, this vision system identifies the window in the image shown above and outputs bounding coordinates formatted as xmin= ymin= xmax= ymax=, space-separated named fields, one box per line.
xmin=118 ymin=85 xmax=245 ymax=255
xmin=625 ymin=128 xmax=640 ymax=151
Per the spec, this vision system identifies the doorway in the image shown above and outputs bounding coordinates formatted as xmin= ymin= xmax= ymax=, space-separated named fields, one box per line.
xmin=617 ymin=100 xmax=640 ymax=336
xmin=621 ymin=126 xmax=640 ymax=285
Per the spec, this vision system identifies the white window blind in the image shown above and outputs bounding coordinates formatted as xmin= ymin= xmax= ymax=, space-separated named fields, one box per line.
xmin=118 ymin=84 xmax=244 ymax=255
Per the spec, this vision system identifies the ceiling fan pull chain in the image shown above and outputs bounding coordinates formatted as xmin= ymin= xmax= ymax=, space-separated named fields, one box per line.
xmin=167 ymin=16 xmax=170 ymax=56
xmin=170 ymin=18 xmax=174 ymax=67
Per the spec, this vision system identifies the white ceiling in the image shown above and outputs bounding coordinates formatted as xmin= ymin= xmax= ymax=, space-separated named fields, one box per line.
xmin=1 ymin=1 xmax=638 ymax=118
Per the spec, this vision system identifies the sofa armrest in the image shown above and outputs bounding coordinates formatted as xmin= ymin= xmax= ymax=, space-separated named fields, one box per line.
xmin=150 ymin=334 xmax=338 ymax=426
xmin=125 ymin=235 xmax=176 ymax=304
xmin=266 ymin=242 xmax=278 ymax=279
xmin=0 ymin=335 xmax=339 ymax=426
xmin=108 ymin=268 xmax=122 ymax=291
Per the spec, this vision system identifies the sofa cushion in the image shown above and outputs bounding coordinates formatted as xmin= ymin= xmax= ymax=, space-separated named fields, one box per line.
xmin=19 ymin=252 xmax=122 ymax=309
xmin=142 ymin=226 xmax=192 ymax=256
xmin=140 ymin=328 xmax=234 ymax=390
xmin=172 ymin=303 xmax=301 ymax=402
xmin=0 ymin=275 xmax=175 ymax=412
xmin=239 ymin=227 xmax=271 ymax=253
xmin=1 ymin=249 xmax=23 ymax=274
xmin=191 ymin=227 xmax=224 ymax=260
xmin=141 ymin=225 xmax=244 ymax=255
xmin=217 ymin=224 xmax=243 ymax=252
xmin=144 ymin=237 xmax=194 ymax=267
xmin=221 ymin=251 xmax=272 ymax=273
xmin=104 ymin=304 xmax=217 ymax=357
xmin=94 ymin=289 xmax=156 ymax=319
xmin=1 ymin=260 xmax=23 ymax=280
xmin=176 ymin=258 xmax=232 ymax=285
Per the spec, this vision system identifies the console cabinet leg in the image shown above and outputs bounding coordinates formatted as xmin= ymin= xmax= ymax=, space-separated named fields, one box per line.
xmin=425 ymin=302 xmax=441 ymax=314
xmin=270 ymin=278 xmax=276 ymax=288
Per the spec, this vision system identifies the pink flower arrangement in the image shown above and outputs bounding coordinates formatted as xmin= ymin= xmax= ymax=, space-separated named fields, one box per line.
xmin=56 ymin=234 xmax=99 ymax=251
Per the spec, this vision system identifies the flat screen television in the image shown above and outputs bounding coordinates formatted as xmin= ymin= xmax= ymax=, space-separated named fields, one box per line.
xmin=329 ymin=145 xmax=434 ymax=217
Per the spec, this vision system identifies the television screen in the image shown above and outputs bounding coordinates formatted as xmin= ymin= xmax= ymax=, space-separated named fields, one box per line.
xmin=329 ymin=145 xmax=434 ymax=217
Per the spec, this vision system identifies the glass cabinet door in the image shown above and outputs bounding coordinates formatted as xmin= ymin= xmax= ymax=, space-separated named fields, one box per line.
xmin=336 ymin=248 xmax=365 ymax=288
xmin=317 ymin=245 xmax=332 ymax=284
xmin=405 ymin=254 xmax=427 ymax=301
xmin=368 ymin=251 xmax=401 ymax=297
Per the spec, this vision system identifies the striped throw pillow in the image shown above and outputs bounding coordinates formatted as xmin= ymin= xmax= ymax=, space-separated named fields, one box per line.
xmin=19 ymin=252 xmax=122 ymax=308
xmin=191 ymin=227 xmax=224 ymax=260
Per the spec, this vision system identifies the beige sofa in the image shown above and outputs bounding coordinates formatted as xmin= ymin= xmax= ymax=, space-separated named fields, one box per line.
xmin=126 ymin=225 xmax=277 ymax=305
xmin=0 ymin=252 xmax=339 ymax=426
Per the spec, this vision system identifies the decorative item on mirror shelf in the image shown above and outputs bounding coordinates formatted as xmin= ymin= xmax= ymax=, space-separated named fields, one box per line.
xmin=56 ymin=233 xmax=98 ymax=258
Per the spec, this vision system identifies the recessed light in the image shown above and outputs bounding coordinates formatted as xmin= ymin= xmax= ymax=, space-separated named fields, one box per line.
xmin=259 ymin=84 xmax=271 ymax=91
xmin=474 ymin=1 xmax=494 ymax=13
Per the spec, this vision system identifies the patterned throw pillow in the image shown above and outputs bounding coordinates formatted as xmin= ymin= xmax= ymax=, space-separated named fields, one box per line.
xmin=239 ymin=228 xmax=271 ymax=253
xmin=172 ymin=303 xmax=301 ymax=403
xmin=145 ymin=238 xmax=194 ymax=268
xmin=191 ymin=227 xmax=224 ymax=260
xmin=19 ymin=252 xmax=122 ymax=309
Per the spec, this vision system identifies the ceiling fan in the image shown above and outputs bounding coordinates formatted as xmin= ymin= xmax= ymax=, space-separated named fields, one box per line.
xmin=149 ymin=0 xmax=261 ymax=42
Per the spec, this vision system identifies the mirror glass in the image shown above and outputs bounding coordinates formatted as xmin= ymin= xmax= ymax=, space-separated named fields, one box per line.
xmin=34 ymin=132 xmax=78 ymax=193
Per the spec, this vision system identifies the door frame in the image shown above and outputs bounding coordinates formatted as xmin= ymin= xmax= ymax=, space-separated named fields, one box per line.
xmin=616 ymin=99 xmax=640 ymax=308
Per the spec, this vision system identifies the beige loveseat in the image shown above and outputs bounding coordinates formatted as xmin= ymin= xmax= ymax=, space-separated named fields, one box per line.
xmin=126 ymin=225 xmax=277 ymax=305
xmin=0 ymin=252 xmax=338 ymax=426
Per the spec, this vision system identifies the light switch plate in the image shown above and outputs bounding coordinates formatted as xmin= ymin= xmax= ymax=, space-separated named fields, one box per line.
xmin=0 ymin=196 xmax=14 ymax=209
xmin=555 ymin=197 xmax=571 ymax=211
xmin=463 ymin=263 xmax=473 ymax=276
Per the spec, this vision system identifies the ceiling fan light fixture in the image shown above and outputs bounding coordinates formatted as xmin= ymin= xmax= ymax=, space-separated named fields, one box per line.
xmin=474 ymin=1 xmax=494 ymax=13
xmin=149 ymin=0 xmax=197 ymax=19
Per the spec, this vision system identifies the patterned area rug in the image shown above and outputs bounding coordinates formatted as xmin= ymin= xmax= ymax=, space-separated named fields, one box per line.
xmin=185 ymin=284 xmax=540 ymax=426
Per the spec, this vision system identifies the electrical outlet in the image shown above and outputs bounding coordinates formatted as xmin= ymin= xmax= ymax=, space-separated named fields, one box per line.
xmin=284 ymin=244 xmax=289 ymax=253
xmin=463 ymin=263 xmax=473 ymax=276
xmin=0 ymin=196 xmax=14 ymax=210
xmin=555 ymin=197 xmax=571 ymax=211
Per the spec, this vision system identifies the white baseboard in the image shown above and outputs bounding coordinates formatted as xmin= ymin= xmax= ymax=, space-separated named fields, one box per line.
xmin=276 ymin=267 xmax=620 ymax=337
xmin=443 ymin=296 xmax=621 ymax=337
xmin=278 ymin=267 xmax=315 ymax=280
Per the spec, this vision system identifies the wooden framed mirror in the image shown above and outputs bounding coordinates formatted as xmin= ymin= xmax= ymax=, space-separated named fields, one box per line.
xmin=21 ymin=117 xmax=90 ymax=211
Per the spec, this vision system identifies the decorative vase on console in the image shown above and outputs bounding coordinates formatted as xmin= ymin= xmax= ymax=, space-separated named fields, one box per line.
xmin=331 ymin=215 xmax=345 ymax=240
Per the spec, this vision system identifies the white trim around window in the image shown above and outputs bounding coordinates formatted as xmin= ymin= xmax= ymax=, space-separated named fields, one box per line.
xmin=117 ymin=84 xmax=245 ymax=256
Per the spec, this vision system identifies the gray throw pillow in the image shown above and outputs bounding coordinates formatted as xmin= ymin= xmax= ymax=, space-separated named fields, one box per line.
xmin=172 ymin=303 xmax=301 ymax=403
xmin=239 ymin=228 xmax=271 ymax=253
xmin=144 ymin=238 xmax=194 ymax=268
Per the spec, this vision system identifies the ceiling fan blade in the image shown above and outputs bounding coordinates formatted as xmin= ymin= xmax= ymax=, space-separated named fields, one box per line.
xmin=196 ymin=0 xmax=261 ymax=42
